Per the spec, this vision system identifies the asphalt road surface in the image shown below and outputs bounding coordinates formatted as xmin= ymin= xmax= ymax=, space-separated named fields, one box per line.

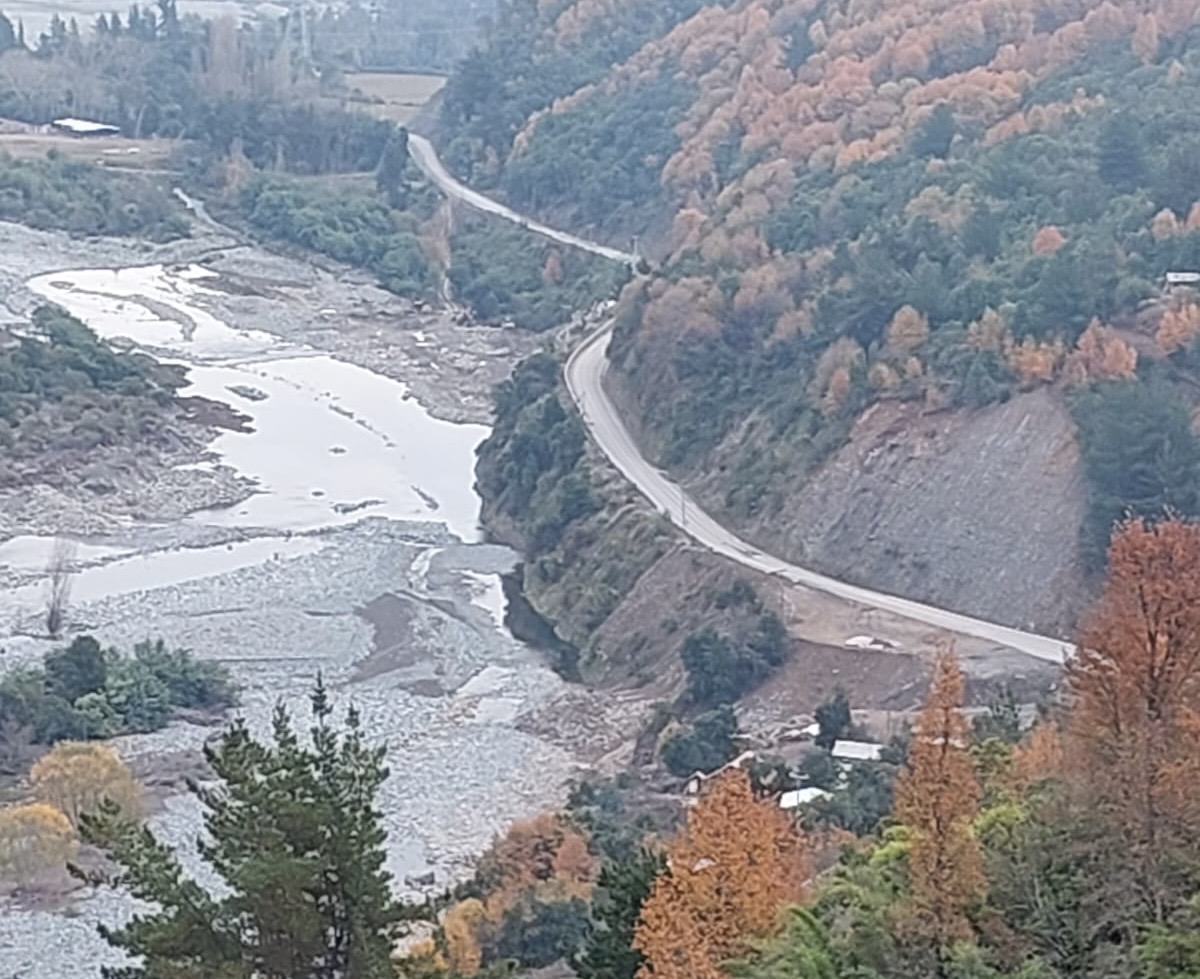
xmin=408 ymin=134 xmax=638 ymax=265
xmin=410 ymin=136 xmax=1073 ymax=666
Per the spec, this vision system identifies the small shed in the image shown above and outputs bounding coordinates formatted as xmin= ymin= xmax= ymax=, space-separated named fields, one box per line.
xmin=831 ymin=739 xmax=884 ymax=763
xmin=685 ymin=750 xmax=759 ymax=797
xmin=50 ymin=117 xmax=121 ymax=137
xmin=780 ymin=787 xmax=832 ymax=810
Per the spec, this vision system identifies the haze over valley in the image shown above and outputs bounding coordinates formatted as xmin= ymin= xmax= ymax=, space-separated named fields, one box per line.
xmin=1 ymin=2 xmax=1199 ymax=978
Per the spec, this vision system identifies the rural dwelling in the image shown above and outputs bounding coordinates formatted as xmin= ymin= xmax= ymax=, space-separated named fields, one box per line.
xmin=685 ymin=750 xmax=758 ymax=799
xmin=779 ymin=787 xmax=832 ymax=811
xmin=50 ymin=118 xmax=121 ymax=137
xmin=831 ymin=739 xmax=884 ymax=763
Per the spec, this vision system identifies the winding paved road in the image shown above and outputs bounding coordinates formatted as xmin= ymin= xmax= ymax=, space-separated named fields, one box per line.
xmin=408 ymin=135 xmax=638 ymax=265
xmin=410 ymin=136 xmax=1072 ymax=665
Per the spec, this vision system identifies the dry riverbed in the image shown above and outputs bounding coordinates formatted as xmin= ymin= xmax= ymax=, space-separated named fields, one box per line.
xmin=0 ymin=218 xmax=645 ymax=976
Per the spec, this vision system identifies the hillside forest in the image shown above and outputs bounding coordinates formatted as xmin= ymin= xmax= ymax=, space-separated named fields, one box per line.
xmin=441 ymin=0 xmax=1200 ymax=570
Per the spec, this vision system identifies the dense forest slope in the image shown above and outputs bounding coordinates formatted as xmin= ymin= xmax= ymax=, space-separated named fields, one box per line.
xmin=447 ymin=0 xmax=1200 ymax=632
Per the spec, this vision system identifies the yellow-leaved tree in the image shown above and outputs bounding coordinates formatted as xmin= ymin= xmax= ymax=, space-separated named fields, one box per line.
xmin=893 ymin=647 xmax=986 ymax=945
xmin=31 ymin=741 xmax=140 ymax=827
xmin=0 ymin=803 xmax=77 ymax=886
xmin=442 ymin=898 xmax=486 ymax=976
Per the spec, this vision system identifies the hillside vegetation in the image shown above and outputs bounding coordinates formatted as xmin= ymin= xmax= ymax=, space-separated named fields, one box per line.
xmin=0 ymin=305 xmax=186 ymax=484
xmin=447 ymin=0 xmax=1200 ymax=592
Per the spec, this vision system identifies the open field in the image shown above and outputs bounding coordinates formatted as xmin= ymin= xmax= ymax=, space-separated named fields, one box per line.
xmin=343 ymin=72 xmax=446 ymax=124
xmin=0 ymin=124 xmax=181 ymax=169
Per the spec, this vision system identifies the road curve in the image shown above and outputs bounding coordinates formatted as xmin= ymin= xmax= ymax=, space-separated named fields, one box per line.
xmin=409 ymin=135 xmax=1072 ymax=665
xmin=565 ymin=324 xmax=1071 ymax=664
xmin=407 ymin=134 xmax=639 ymax=266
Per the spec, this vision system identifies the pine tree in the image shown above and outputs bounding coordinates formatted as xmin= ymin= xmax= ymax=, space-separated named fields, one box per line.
xmin=1072 ymin=379 xmax=1200 ymax=568
xmin=80 ymin=679 xmax=420 ymax=979
xmin=375 ymin=127 xmax=410 ymax=209
xmin=893 ymin=648 xmax=985 ymax=946
xmin=574 ymin=848 xmax=666 ymax=979
xmin=1097 ymin=112 xmax=1146 ymax=192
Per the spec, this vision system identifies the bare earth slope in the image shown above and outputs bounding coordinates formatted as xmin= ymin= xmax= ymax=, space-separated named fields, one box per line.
xmin=699 ymin=389 xmax=1088 ymax=637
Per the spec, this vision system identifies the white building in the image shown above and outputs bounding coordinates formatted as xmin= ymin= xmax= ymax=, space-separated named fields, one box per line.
xmin=50 ymin=117 xmax=120 ymax=137
xmin=831 ymin=739 xmax=884 ymax=762
xmin=779 ymin=787 xmax=832 ymax=810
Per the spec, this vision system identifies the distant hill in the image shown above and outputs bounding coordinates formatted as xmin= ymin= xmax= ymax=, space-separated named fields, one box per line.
xmin=444 ymin=0 xmax=1200 ymax=631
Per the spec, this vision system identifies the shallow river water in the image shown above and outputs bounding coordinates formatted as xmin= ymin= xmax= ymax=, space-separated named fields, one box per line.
xmin=0 ymin=260 xmax=595 ymax=976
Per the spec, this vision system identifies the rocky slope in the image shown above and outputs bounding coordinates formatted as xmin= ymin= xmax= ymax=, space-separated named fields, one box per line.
xmin=695 ymin=387 xmax=1089 ymax=635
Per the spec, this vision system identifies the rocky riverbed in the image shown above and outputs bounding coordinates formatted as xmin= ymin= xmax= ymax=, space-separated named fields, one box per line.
xmin=0 ymin=218 xmax=647 ymax=976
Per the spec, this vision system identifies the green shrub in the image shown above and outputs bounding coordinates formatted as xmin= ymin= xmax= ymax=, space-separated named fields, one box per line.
xmin=238 ymin=176 xmax=436 ymax=299
xmin=661 ymin=705 xmax=738 ymax=777
xmin=0 ymin=154 xmax=188 ymax=241
xmin=132 ymin=638 xmax=237 ymax=710
xmin=489 ymin=897 xmax=591 ymax=969
xmin=449 ymin=212 xmax=628 ymax=331
xmin=680 ymin=612 xmax=788 ymax=708
xmin=104 ymin=658 xmax=172 ymax=734
xmin=0 ymin=635 xmax=236 ymax=747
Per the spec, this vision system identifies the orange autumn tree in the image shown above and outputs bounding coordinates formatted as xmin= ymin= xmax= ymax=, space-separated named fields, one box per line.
xmin=634 ymin=769 xmax=808 ymax=979
xmin=429 ymin=811 xmax=597 ymax=976
xmin=1067 ymin=517 xmax=1200 ymax=918
xmin=893 ymin=647 xmax=986 ymax=946
xmin=1155 ymin=302 xmax=1200 ymax=355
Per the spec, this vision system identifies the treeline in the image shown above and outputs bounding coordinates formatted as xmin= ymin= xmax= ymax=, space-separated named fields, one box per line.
xmin=498 ymin=68 xmax=695 ymax=229
xmin=0 ymin=634 xmax=234 ymax=766
xmin=238 ymin=174 xmax=436 ymax=298
xmin=0 ymin=305 xmax=185 ymax=479
xmin=0 ymin=0 xmax=394 ymax=175
xmin=450 ymin=213 xmax=628 ymax=330
xmin=0 ymin=152 xmax=187 ymax=240
xmin=475 ymin=352 xmax=597 ymax=556
xmin=310 ymin=0 xmax=494 ymax=73
xmin=439 ymin=0 xmax=713 ymax=187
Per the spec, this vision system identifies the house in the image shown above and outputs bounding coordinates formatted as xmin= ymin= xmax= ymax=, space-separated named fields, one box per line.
xmin=685 ymin=750 xmax=758 ymax=798
xmin=831 ymin=739 xmax=883 ymax=763
xmin=50 ymin=117 xmax=121 ymax=137
xmin=779 ymin=787 xmax=832 ymax=810
xmin=1165 ymin=271 xmax=1200 ymax=289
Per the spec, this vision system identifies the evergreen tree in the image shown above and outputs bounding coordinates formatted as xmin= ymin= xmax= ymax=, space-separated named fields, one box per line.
xmin=375 ymin=126 xmax=410 ymax=209
xmin=1072 ymin=378 xmax=1200 ymax=568
xmin=574 ymin=848 xmax=666 ymax=979
xmin=80 ymin=679 xmax=420 ymax=979
xmin=814 ymin=688 xmax=851 ymax=749
xmin=44 ymin=635 xmax=107 ymax=705
xmin=961 ymin=202 xmax=1000 ymax=261
xmin=1097 ymin=112 xmax=1145 ymax=192
xmin=912 ymin=103 xmax=955 ymax=159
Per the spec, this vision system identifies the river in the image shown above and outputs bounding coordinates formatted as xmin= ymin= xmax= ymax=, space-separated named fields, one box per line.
xmin=0 ymin=239 xmax=636 ymax=976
